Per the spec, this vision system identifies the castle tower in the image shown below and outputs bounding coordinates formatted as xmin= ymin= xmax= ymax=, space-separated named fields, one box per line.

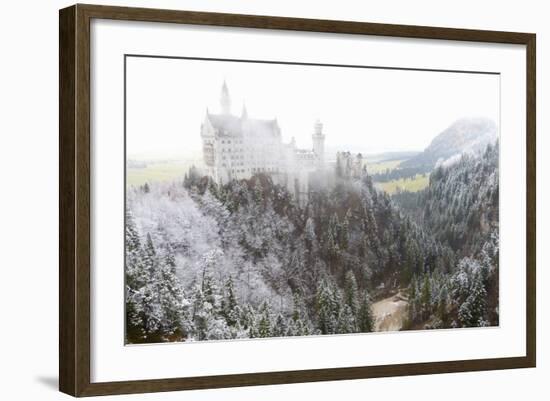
xmin=220 ymin=81 xmax=231 ymax=114
xmin=312 ymin=119 xmax=325 ymax=167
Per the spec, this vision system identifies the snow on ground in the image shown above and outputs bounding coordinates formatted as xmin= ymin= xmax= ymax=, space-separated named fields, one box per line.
xmin=372 ymin=292 xmax=408 ymax=332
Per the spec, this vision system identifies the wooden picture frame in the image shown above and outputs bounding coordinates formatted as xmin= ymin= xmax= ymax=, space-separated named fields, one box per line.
xmin=59 ymin=3 xmax=536 ymax=397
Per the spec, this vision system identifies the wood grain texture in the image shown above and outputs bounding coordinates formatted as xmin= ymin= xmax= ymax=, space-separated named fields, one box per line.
xmin=59 ymin=4 xmax=92 ymax=396
xmin=525 ymin=34 xmax=536 ymax=368
xmin=59 ymin=3 xmax=537 ymax=397
xmin=78 ymin=3 xmax=533 ymax=43
xmin=59 ymin=5 xmax=76 ymax=396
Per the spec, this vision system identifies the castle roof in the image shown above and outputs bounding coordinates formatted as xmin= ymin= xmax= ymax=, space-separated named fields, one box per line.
xmin=206 ymin=113 xmax=280 ymax=138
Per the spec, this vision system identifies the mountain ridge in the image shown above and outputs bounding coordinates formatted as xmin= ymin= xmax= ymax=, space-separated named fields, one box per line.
xmin=399 ymin=117 xmax=498 ymax=170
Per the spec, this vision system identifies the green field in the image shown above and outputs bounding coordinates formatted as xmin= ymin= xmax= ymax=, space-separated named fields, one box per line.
xmin=374 ymin=174 xmax=429 ymax=195
xmin=127 ymin=160 xmax=197 ymax=187
xmin=367 ymin=158 xmax=430 ymax=195
xmin=127 ymin=157 xmax=429 ymax=194
xmin=365 ymin=159 xmax=405 ymax=174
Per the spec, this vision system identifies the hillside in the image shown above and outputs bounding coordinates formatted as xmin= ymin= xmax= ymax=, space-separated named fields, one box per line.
xmin=125 ymin=141 xmax=500 ymax=343
xmin=394 ymin=142 xmax=500 ymax=329
xmin=400 ymin=117 xmax=497 ymax=171
xmin=394 ymin=142 xmax=499 ymax=255
xmin=125 ymin=164 xmax=454 ymax=343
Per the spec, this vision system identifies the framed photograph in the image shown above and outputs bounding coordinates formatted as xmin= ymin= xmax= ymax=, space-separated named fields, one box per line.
xmin=59 ymin=4 xmax=536 ymax=397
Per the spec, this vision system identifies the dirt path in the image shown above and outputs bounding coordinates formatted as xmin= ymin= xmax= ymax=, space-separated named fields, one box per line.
xmin=372 ymin=292 xmax=409 ymax=332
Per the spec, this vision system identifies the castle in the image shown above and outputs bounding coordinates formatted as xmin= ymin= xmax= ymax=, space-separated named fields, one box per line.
xmin=336 ymin=151 xmax=365 ymax=179
xmin=200 ymin=82 xmax=326 ymax=202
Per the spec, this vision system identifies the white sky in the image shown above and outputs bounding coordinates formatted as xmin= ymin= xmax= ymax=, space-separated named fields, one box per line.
xmin=126 ymin=56 xmax=499 ymax=160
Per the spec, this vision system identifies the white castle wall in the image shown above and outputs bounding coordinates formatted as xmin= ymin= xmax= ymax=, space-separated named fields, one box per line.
xmin=200 ymin=83 xmax=326 ymax=203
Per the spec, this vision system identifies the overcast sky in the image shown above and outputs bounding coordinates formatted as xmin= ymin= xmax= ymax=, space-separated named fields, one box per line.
xmin=126 ymin=56 xmax=499 ymax=160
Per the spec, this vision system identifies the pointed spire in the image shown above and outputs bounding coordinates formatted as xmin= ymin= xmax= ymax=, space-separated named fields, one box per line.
xmin=241 ymin=103 xmax=248 ymax=120
xmin=220 ymin=80 xmax=231 ymax=114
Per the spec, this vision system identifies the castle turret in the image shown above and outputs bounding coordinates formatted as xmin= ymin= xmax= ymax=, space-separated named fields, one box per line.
xmin=312 ymin=119 xmax=325 ymax=167
xmin=220 ymin=81 xmax=231 ymax=114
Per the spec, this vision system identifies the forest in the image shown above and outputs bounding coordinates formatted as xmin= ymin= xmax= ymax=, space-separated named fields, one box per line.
xmin=125 ymin=142 xmax=499 ymax=343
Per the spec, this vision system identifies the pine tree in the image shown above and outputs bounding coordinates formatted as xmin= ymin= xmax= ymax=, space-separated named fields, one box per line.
xmin=207 ymin=177 xmax=219 ymax=199
xmin=132 ymin=233 xmax=162 ymax=337
xmin=316 ymin=279 xmax=337 ymax=334
xmin=272 ymin=314 xmax=287 ymax=337
xmin=437 ymin=283 xmax=449 ymax=326
xmin=401 ymin=239 xmax=415 ymax=285
xmin=357 ymin=290 xmax=374 ymax=332
xmin=125 ymin=208 xmax=146 ymax=342
xmin=125 ymin=209 xmax=143 ymax=298
xmin=326 ymin=229 xmax=338 ymax=261
xmin=126 ymin=209 xmax=141 ymax=256
xmin=240 ymin=304 xmax=258 ymax=338
xmin=343 ymin=270 xmax=359 ymax=316
xmin=420 ymin=274 xmax=432 ymax=320
xmin=458 ymin=271 xmax=487 ymax=327
xmin=408 ymin=276 xmax=421 ymax=322
xmin=340 ymin=209 xmax=351 ymax=250
xmin=363 ymin=201 xmax=380 ymax=256
xmin=327 ymin=213 xmax=340 ymax=263
xmin=143 ymin=233 xmax=157 ymax=276
xmin=257 ymin=301 xmax=272 ymax=338
xmin=184 ymin=165 xmax=201 ymax=189
xmin=337 ymin=304 xmax=356 ymax=333
xmin=221 ymin=276 xmax=239 ymax=327
xmin=190 ymin=281 xmax=231 ymax=341
xmin=154 ymin=242 xmax=191 ymax=339
xmin=127 ymin=233 xmax=192 ymax=341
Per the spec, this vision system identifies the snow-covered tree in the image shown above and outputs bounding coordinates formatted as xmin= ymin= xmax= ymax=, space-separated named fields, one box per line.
xmin=125 ymin=139 xmax=499 ymax=341
xmin=257 ymin=301 xmax=273 ymax=338
xmin=357 ymin=290 xmax=374 ymax=332
xmin=343 ymin=270 xmax=359 ymax=316
xmin=338 ymin=304 xmax=356 ymax=333
xmin=458 ymin=270 xmax=487 ymax=327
